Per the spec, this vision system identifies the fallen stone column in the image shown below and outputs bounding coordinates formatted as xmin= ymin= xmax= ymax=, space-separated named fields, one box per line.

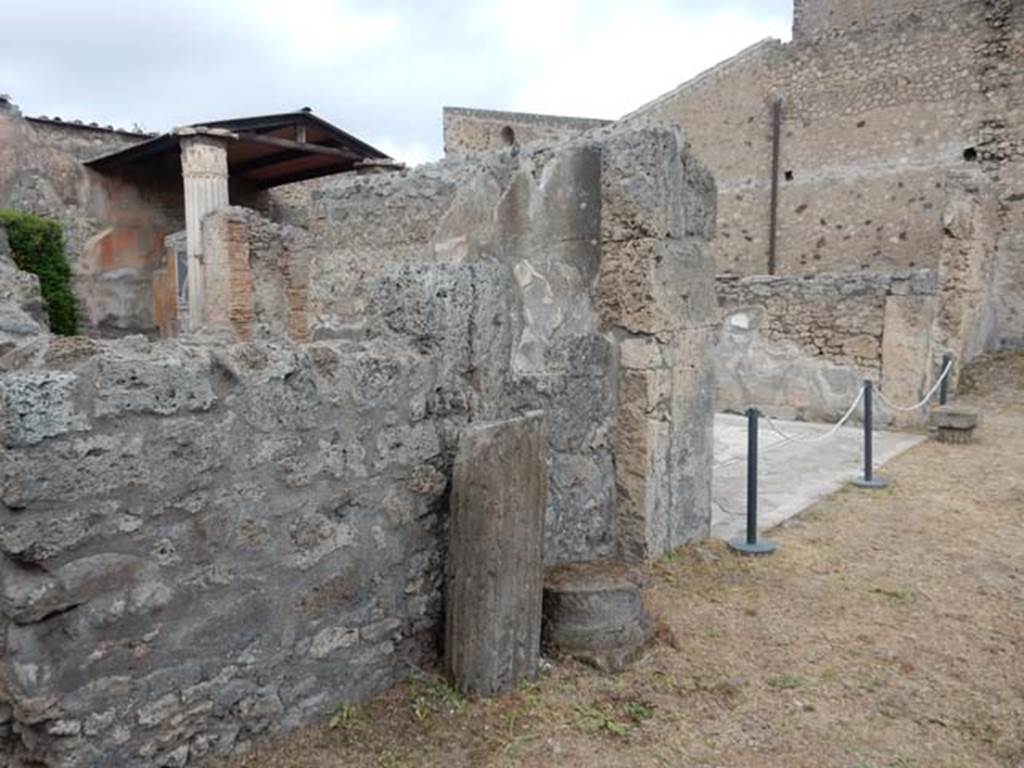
xmin=445 ymin=411 xmax=546 ymax=696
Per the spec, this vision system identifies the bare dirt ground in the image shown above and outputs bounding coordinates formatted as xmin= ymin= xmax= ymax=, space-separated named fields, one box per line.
xmin=215 ymin=353 xmax=1024 ymax=768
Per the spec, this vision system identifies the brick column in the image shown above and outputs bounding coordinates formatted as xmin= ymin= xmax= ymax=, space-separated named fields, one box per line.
xmin=179 ymin=132 xmax=230 ymax=331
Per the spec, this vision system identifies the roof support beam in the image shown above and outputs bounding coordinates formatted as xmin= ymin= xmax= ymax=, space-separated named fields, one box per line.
xmin=231 ymin=149 xmax=308 ymax=175
xmin=236 ymin=132 xmax=363 ymax=161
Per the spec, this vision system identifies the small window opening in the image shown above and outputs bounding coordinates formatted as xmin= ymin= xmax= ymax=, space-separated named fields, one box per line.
xmin=963 ymin=147 xmax=978 ymax=162
xmin=784 ymin=170 xmax=794 ymax=181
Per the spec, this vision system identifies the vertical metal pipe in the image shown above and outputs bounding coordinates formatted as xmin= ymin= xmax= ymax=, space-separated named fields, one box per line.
xmin=730 ymin=407 xmax=775 ymax=554
xmin=863 ymin=381 xmax=874 ymax=482
xmin=767 ymin=96 xmax=783 ymax=276
xmin=940 ymin=353 xmax=953 ymax=405
xmin=854 ymin=380 xmax=889 ymax=490
xmin=746 ymin=407 xmax=759 ymax=545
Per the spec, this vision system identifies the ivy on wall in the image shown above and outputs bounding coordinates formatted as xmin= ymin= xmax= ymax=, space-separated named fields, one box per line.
xmin=0 ymin=210 xmax=78 ymax=335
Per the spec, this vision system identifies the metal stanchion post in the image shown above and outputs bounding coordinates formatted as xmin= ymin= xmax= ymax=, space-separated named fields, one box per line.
xmin=729 ymin=408 xmax=777 ymax=555
xmin=853 ymin=380 xmax=889 ymax=490
xmin=939 ymin=353 xmax=953 ymax=406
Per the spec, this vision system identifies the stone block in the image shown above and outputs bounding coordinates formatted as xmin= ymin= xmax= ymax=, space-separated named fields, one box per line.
xmin=94 ymin=355 xmax=216 ymax=418
xmin=599 ymin=127 xmax=685 ymax=242
xmin=445 ymin=412 xmax=546 ymax=696
xmin=930 ymin=405 xmax=981 ymax=443
xmin=0 ymin=372 xmax=89 ymax=447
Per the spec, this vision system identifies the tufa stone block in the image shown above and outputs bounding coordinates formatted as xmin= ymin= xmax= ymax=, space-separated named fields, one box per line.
xmin=445 ymin=412 xmax=546 ymax=697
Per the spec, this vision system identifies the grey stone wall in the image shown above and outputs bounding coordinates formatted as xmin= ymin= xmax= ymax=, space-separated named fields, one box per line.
xmin=792 ymin=0 xmax=968 ymax=42
xmin=0 ymin=124 xmax=717 ymax=766
xmin=0 ymin=334 xmax=449 ymax=767
xmin=716 ymin=270 xmax=940 ymax=423
xmin=23 ymin=118 xmax=150 ymax=163
xmin=307 ymin=125 xmax=717 ymax=560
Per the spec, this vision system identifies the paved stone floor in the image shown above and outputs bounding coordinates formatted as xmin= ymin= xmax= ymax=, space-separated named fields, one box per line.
xmin=711 ymin=413 xmax=926 ymax=541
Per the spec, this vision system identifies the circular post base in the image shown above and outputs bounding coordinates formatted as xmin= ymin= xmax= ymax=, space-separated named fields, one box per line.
xmin=728 ymin=538 xmax=777 ymax=556
xmin=852 ymin=477 xmax=889 ymax=490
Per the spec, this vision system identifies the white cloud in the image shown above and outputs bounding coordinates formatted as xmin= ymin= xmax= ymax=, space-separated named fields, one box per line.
xmin=480 ymin=0 xmax=791 ymax=119
xmin=0 ymin=1 xmax=792 ymax=163
xmin=245 ymin=0 xmax=404 ymax=61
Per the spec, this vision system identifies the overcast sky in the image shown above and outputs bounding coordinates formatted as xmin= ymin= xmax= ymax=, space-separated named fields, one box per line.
xmin=0 ymin=1 xmax=791 ymax=165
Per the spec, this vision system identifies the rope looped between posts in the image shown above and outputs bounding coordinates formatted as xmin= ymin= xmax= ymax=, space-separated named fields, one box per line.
xmin=713 ymin=383 xmax=867 ymax=470
xmin=875 ymin=359 xmax=953 ymax=412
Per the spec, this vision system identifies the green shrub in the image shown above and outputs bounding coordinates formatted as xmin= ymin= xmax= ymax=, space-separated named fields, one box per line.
xmin=0 ymin=210 xmax=78 ymax=335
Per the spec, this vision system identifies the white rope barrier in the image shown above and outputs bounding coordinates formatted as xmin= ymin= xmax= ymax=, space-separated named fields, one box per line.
xmin=712 ymin=384 xmax=866 ymax=471
xmin=713 ymin=357 xmax=952 ymax=473
xmin=761 ymin=385 xmax=866 ymax=448
xmin=875 ymin=359 xmax=953 ymax=412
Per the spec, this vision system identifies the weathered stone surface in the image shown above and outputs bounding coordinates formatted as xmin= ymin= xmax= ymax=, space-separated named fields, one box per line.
xmin=93 ymin=354 xmax=216 ymax=417
xmin=445 ymin=412 xmax=546 ymax=696
xmin=0 ymin=371 xmax=88 ymax=446
xmin=0 ymin=103 xmax=181 ymax=338
xmin=541 ymin=561 xmax=652 ymax=673
xmin=442 ymin=107 xmax=611 ymax=158
xmin=931 ymin=405 xmax=981 ymax=443
xmin=0 ymin=224 xmax=48 ymax=353
xmin=0 ymin=123 xmax=718 ymax=766
xmin=716 ymin=272 xmax=941 ymax=426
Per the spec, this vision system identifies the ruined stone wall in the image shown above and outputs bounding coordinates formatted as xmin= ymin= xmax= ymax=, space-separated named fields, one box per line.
xmin=198 ymin=208 xmax=313 ymax=343
xmin=442 ymin=107 xmax=611 ymax=158
xmin=23 ymin=118 xmax=150 ymax=162
xmin=626 ymin=8 xmax=985 ymax=278
xmin=718 ymin=274 xmax=890 ymax=376
xmin=0 ymin=334 xmax=449 ymax=767
xmin=716 ymin=271 xmax=939 ymax=422
xmin=625 ymin=0 xmax=1022 ymax=352
xmin=308 ymin=126 xmax=717 ymax=560
xmin=986 ymin=0 xmax=1024 ymax=348
xmin=0 ymin=101 xmax=184 ymax=337
xmin=0 ymin=125 xmax=717 ymax=766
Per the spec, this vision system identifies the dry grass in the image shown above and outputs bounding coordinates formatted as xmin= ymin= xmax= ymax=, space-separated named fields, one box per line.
xmin=213 ymin=353 xmax=1024 ymax=768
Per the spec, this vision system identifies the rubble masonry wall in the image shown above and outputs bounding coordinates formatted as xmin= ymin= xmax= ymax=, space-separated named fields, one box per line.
xmin=0 ymin=125 xmax=717 ymax=767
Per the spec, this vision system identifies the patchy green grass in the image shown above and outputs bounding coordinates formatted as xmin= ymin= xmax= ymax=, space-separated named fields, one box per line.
xmin=766 ymin=674 xmax=807 ymax=690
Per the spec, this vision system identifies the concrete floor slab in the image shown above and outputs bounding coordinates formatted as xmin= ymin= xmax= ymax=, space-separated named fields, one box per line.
xmin=711 ymin=413 xmax=926 ymax=541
